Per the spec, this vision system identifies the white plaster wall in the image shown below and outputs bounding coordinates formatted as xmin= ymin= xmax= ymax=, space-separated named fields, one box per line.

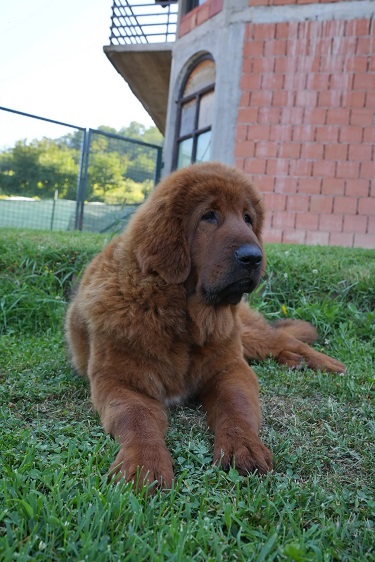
xmin=162 ymin=0 xmax=249 ymax=174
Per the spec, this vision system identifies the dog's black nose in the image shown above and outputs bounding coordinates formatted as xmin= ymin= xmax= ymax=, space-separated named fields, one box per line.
xmin=234 ymin=244 xmax=262 ymax=268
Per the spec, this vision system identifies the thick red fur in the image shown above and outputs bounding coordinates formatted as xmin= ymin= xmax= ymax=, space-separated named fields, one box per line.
xmin=66 ymin=162 xmax=345 ymax=489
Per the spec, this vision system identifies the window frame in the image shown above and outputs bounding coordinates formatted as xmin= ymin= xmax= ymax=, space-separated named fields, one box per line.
xmin=184 ymin=0 xmax=207 ymax=15
xmin=173 ymin=54 xmax=215 ymax=170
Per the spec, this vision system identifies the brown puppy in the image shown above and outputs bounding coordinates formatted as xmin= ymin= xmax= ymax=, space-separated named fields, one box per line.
xmin=66 ymin=162 xmax=345 ymax=488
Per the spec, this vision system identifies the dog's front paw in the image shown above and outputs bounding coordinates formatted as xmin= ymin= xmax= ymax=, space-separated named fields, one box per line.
xmin=214 ymin=430 xmax=273 ymax=475
xmin=109 ymin=441 xmax=174 ymax=491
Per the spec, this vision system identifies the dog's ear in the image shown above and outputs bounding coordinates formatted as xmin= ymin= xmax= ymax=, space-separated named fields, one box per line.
xmin=133 ymin=196 xmax=191 ymax=284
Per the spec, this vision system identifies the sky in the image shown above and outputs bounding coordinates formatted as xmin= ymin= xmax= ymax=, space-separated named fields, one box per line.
xmin=0 ymin=0 xmax=155 ymax=149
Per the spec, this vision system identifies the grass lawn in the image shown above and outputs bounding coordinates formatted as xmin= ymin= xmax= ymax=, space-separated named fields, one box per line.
xmin=0 ymin=228 xmax=374 ymax=561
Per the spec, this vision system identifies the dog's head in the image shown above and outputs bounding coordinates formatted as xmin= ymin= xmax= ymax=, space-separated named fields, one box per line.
xmin=131 ymin=162 xmax=265 ymax=306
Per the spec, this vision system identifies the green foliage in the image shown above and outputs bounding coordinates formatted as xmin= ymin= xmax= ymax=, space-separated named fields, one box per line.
xmin=0 ymin=230 xmax=374 ymax=561
xmin=0 ymin=139 xmax=79 ymax=199
xmin=86 ymin=151 xmax=128 ymax=201
xmin=0 ymin=122 xmax=163 ymax=204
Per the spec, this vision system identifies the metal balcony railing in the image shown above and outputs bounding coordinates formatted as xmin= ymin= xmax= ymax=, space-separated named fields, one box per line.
xmin=109 ymin=0 xmax=179 ymax=45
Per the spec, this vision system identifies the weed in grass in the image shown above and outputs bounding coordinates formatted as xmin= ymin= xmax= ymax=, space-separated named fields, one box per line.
xmin=0 ymin=229 xmax=374 ymax=561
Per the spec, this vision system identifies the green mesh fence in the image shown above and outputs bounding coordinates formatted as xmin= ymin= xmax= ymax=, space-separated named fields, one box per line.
xmin=0 ymin=107 xmax=162 ymax=233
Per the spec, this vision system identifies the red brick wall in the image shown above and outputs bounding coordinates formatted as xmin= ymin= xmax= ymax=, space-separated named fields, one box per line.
xmin=179 ymin=0 xmax=223 ymax=37
xmin=235 ymin=18 xmax=375 ymax=248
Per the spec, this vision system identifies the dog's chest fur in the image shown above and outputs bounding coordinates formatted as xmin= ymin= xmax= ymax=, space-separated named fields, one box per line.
xmin=80 ymin=244 xmax=239 ymax=403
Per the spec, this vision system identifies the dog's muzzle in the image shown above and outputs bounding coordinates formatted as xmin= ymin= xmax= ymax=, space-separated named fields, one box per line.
xmin=203 ymin=244 xmax=263 ymax=306
xmin=234 ymin=244 xmax=263 ymax=270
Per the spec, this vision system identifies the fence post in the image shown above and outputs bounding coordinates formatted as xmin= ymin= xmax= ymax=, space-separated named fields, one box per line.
xmin=74 ymin=129 xmax=91 ymax=230
xmin=50 ymin=189 xmax=58 ymax=231
xmin=154 ymin=146 xmax=163 ymax=185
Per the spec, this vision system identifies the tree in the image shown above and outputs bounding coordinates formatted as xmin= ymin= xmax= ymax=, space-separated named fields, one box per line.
xmin=0 ymin=123 xmax=163 ymax=202
xmin=0 ymin=141 xmax=42 ymax=195
xmin=0 ymin=139 xmax=79 ymax=198
xmin=87 ymin=152 xmax=128 ymax=201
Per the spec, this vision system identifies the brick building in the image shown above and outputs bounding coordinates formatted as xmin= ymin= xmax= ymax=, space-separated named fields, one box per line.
xmin=105 ymin=0 xmax=375 ymax=248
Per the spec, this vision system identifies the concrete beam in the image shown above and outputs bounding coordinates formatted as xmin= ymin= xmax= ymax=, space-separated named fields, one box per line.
xmin=104 ymin=44 xmax=173 ymax=133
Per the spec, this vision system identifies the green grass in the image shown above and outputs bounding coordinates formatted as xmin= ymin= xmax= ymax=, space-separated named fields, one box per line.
xmin=0 ymin=228 xmax=374 ymax=561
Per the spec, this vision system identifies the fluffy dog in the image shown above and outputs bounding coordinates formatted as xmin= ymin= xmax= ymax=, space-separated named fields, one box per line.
xmin=66 ymin=162 xmax=345 ymax=488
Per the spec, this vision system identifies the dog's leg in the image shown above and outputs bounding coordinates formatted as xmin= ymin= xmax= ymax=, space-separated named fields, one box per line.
xmin=201 ymin=364 xmax=273 ymax=475
xmin=89 ymin=370 xmax=173 ymax=490
xmin=238 ymin=303 xmax=346 ymax=373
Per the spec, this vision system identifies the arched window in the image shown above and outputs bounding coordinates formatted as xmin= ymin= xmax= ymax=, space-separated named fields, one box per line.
xmin=173 ymin=56 xmax=215 ymax=169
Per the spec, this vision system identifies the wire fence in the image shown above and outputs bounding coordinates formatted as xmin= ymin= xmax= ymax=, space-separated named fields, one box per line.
xmin=0 ymin=106 xmax=163 ymax=233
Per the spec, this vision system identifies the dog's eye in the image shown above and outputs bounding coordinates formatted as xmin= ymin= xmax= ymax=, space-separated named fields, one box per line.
xmin=201 ymin=211 xmax=218 ymax=223
xmin=244 ymin=213 xmax=253 ymax=225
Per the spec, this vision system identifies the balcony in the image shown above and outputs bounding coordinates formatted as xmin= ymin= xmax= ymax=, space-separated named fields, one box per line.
xmin=104 ymin=0 xmax=179 ymax=133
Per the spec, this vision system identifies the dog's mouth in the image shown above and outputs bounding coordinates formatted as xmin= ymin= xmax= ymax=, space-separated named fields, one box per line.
xmin=202 ymin=275 xmax=260 ymax=306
